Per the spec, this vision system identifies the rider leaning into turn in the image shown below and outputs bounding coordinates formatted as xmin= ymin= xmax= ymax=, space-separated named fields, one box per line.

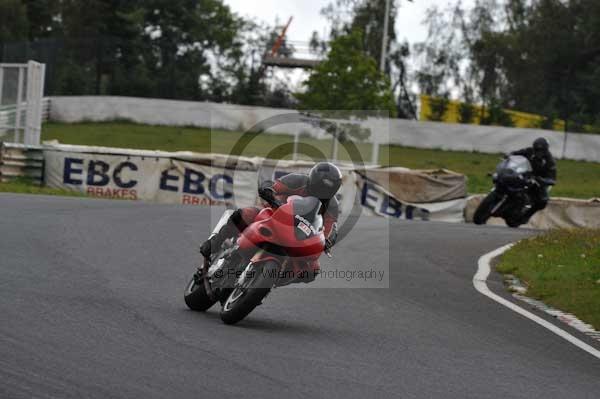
xmin=199 ymin=162 xmax=342 ymax=280
xmin=510 ymin=137 xmax=557 ymax=217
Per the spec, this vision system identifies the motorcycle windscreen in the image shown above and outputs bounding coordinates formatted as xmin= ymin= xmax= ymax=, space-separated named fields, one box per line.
xmin=498 ymin=155 xmax=533 ymax=175
xmin=292 ymin=196 xmax=324 ymax=241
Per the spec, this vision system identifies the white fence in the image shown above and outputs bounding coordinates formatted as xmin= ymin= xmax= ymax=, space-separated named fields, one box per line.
xmin=47 ymin=95 xmax=600 ymax=163
xmin=0 ymin=98 xmax=50 ymax=133
xmin=0 ymin=61 xmax=46 ymax=145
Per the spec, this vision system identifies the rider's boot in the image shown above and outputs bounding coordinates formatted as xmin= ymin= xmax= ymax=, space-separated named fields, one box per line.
xmin=200 ymin=228 xmax=231 ymax=259
xmin=200 ymin=208 xmax=259 ymax=259
xmin=199 ymin=213 xmax=241 ymax=259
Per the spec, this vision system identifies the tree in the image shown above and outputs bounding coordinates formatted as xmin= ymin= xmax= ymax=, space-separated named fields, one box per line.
xmin=349 ymin=0 xmax=416 ymax=118
xmin=0 ymin=0 xmax=28 ymax=45
xmin=135 ymin=0 xmax=242 ymax=100
xmin=296 ymin=30 xmax=396 ymax=116
xmin=318 ymin=0 xmax=414 ymax=117
xmin=416 ymin=0 xmax=600 ymax=131
xmin=23 ymin=0 xmax=62 ymax=40
xmin=414 ymin=5 xmax=467 ymax=106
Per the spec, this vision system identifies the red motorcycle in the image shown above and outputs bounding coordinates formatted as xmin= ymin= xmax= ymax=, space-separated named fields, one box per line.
xmin=184 ymin=190 xmax=331 ymax=324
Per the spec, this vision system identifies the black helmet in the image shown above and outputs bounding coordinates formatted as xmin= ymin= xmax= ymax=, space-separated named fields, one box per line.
xmin=307 ymin=162 xmax=342 ymax=200
xmin=533 ymin=137 xmax=549 ymax=156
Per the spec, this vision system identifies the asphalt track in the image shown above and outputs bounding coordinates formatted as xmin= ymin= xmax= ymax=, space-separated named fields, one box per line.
xmin=1 ymin=194 xmax=599 ymax=399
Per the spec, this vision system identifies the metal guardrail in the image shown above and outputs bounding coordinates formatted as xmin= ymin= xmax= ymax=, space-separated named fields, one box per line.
xmin=0 ymin=142 xmax=44 ymax=184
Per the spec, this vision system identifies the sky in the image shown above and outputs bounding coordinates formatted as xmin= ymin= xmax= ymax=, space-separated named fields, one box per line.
xmin=223 ymin=0 xmax=476 ymax=46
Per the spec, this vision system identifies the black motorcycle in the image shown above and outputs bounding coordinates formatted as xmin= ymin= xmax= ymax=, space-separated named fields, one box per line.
xmin=474 ymin=155 xmax=551 ymax=228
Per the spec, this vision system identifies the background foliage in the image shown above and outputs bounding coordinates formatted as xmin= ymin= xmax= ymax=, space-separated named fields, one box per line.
xmin=1 ymin=0 xmax=599 ymax=131
xmin=0 ymin=0 xmax=295 ymax=107
xmin=414 ymin=0 xmax=600 ymax=132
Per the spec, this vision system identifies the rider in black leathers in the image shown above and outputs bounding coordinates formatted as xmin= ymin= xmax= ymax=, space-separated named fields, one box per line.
xmin=510 ymin=137 xmax=557 ymax=218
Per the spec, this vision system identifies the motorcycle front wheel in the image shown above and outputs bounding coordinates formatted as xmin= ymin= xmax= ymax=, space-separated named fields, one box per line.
xmin=184 ymin=273 xmax=217 ymax=311
xmin=473 ymin=192 xmax=499 ymax=225
xmin=220 ymin=261 xmax=278 ymax=325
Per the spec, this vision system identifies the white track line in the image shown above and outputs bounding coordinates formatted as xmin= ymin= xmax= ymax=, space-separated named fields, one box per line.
xmin=474 ymin=243 xmax=600 ymax=361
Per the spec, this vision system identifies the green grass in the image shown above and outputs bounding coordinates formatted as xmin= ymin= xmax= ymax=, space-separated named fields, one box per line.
xmin=41 ymin=121 xmax=600 ymax=198
xmin=0 ymin=177 xmax=84 ymax=197
xmin=381 ymin=146 xmax=600 ymax=198
xmin=40 ymin=121 xmax=375 ymax=163
xmin=497 ymin=229 xmax=600 ymax=329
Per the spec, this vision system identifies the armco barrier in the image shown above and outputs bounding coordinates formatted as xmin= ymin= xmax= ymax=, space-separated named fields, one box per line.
xmin=47 ymin=96 xmax=600 ymax=162
xmin=0 ymin=142 xmax=44 ymax=184
xmin=41 ymin=143 xmax=468 ymax=223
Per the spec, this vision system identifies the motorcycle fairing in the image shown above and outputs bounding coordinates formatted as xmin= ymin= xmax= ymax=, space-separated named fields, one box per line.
xmin=237 ymin=196 xmax=325 ymax=259
xmin=496 ymin=155 xmax=533 ymax=175
xmin=495 ymin=155 xmax=533 ymax=193
xmin=292 ymin=196 xmax=323 ymax=241
xmin=210 ymin=209 xmax=235 ymax=235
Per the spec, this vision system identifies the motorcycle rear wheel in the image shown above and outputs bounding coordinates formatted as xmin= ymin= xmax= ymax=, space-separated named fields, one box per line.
xmin=220 ymin=261 xmax=278 ymax=325
xmin=473 ymin=192 xmax=498 ymax=225
xmin=184 ymin=274 xmax=217 ymax=311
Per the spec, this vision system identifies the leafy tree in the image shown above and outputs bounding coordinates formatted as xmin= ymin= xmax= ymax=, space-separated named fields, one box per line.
xmin=135 ymin=0 xmax=242 ymax=100
xmin=427 ymin=96 xmax=450 ymax=122
xmin=23 ymin=0 xmax=61 ymax=40
xmin=217 ymin=19 xmax=297 ymax=107
xmin=414 ymin=5 xmax=468 ymax=106
xmin=0 ymin=0 xmax=28 ymax=45
xmin=481 ymin=100 xmax=514 ymax=127
xmin=350 ymin=0 xmax=416 ymax=118
xmin=349 ymin=0 xmax=397 ymax=71
xmin=3 ymin=0 xmax=252 ymax=100
xmin=296 ymin=30 xmax=396 ymax=116
xmin=458 ymin=102 xmax=476 ymax=124
xmin=416 ymin=0 xmax=600 ymax=132
xmin=318 ymin=0 xmax=414 ymax=117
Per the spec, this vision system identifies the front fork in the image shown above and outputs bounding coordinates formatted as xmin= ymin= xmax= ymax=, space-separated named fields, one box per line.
xmin=201 ymin=257 xmax=214 ymax=300
xmin=490 ymin=192 xmax=508 ymax=215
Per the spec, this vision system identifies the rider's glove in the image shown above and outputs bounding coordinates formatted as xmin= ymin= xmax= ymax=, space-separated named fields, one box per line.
xmin=325 ymin=223 xmax=338 ymax=251
xmin=258 ymin=182 xmax=276 ymax=203
xmin=258 ymin=187 xmax=275 ymax=203
xmin=325 ymin=237 xmax=335 ymax=251
xmin=537 ymin=177 xmax=556 ymax=186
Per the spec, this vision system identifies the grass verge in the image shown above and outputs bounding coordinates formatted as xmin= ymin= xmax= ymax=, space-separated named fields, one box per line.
xmin=0 ymin=178 xmax=84 ymax=197
xmin=41 ymin=121 xmax=600 ymax=198
xmin=497 ymin=229 xmax=600 ymax=329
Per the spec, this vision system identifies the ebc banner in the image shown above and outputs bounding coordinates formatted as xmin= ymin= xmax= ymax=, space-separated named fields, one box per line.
xmin=44 ymin=150 xmax=259 ymax=207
